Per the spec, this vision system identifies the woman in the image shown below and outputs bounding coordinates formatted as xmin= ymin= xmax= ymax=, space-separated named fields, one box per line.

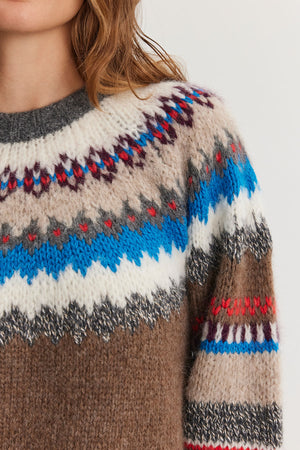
xmin=0 ymin=1 xmax=283 ymax=449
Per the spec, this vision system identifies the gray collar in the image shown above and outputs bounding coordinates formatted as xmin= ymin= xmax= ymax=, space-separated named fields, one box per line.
xmin=0 ymin=86 xmax=107 ymax=144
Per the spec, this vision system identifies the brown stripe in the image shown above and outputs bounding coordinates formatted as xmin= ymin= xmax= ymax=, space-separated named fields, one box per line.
xmin=185 ymin=350 xmax=282 ymax=404
xmin=187 ymin=248 xmax=277 ymax=326
xmin=0 ymin=295 xmax=190 ymax=449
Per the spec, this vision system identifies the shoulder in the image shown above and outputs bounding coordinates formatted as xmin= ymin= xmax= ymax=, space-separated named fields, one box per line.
xmin=133 ymin=79 xmax=246 ymax=151
xmin=99 ymin=78 xmax=249 ymax=173
xmin=136 ymin=79 xmax=249 ymax=169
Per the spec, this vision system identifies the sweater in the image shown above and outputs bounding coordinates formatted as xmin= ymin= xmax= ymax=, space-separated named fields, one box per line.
xmin=0 ymin=79 xmax=283 ymax=450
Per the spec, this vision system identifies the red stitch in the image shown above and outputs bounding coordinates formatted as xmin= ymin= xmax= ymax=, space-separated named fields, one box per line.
xmin=221 ymin=298 xmax=230 ymax=308
xmin=231 ymin=143 xmax=236 ymax=152
xmin=24 ymin=177 xmax=33 ymax=186
xmin=265 ymin=295 xmax=272 ymax=306
xmin=178 ymin=101 xmax=187 ymax=109
xmin=216 ymin=150 xmax=222 ymax=162
xmin=192 ymin=316 xmax=205 ymax=333
xmin=152 ymin=129 xmax=163 ymax=139
xmin=131 ymin=144 xmax=142 ymax=154
xmin=196 ymin=316 xmax=204 ymax=324
xmin=73 ymin=167 xmax=83 ymax=178
xmin=8 ymin=179 xmax=17 ymax=190
xmin=56 ymin=172 xmax=67 ymax=183
xmin=53 ymin=228 xmax=61 ymax=237
xmin=206 ymin=165 xmax=209 ymax=173
xmin=103 ymin=157 xmax=114 ymax=167
xmin=261 ymin=304 xmax=268 ymax=315
xmin=169 ymin=109 xmax=178 ymax=119
xmin=88 ymin=162 xmax=98 ymax=173
xmin=28 ymin=233 xmax=36 ymax=241
xmin=227 ymin=307 xmax=234 ymax=316
xmin=254 ymin=296 xmax=260 ymax=307
xmin=104 ymin=219 xmax=112 ymax=228
xmin=147 ymin=206 xmax=156 ymax=217
xmin=168 ymin=200 xmax=177 ymax=210
xmin=79 ymin=223 xmax=88 ymax=232
xmin=161 ymin=121 xmax=169 ymax=130
xmin=2 ymin=235 xmax=9 ymax=243
xmin=183 ymin=442 xmax=260 ymax=450
xmin=41 ymin=175 xmax=50 ymax=185
xmin=119 ymin=151 xmax=129 ymax=161
xmin=212 ymin=305 xmax=221 ymax=315
xmin=212 ymin=295 xmax=275 ymax=317
xmin=128 ymin=215 xmax=135 ymax=222
xmin=188 ymin=176 xmax=193 ymax=185
xmin=249 ymin=306 xmax=255 ymax=315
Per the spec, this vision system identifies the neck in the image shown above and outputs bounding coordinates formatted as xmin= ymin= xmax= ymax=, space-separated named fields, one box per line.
xmin=0 ymin=22 xmax=84 ymax=113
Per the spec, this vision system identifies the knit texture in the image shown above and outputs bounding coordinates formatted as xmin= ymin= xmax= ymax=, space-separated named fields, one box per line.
xmin=0 ymin=79 xmax=283 ymax=449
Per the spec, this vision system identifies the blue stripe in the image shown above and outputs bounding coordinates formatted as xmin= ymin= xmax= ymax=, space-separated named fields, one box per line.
xmin=187 ymin=155 xmax=259 ymax=226
xmin=199 ymin=339 xmax=278 ymax=354
xmin=0 ymin=154 xmax=260 ymax=285
xmin=0 ymin=215 xmax=188 ymax=285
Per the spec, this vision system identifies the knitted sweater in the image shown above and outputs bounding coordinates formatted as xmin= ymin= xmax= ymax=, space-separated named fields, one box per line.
xmin=0 ymin=79 xmax=283 ymax=450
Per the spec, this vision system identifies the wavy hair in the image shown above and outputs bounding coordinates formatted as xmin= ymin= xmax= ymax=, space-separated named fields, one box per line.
xmin=70 ymin=0 xmax=187 ymax=111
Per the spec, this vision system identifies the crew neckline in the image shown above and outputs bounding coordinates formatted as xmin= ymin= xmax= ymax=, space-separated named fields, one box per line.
xmin=0 ymin=85 xmax=107 ymax=144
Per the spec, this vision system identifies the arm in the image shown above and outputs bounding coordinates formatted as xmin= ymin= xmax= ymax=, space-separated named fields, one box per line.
xmin=182 ymin=85 xmax=283 ymax=450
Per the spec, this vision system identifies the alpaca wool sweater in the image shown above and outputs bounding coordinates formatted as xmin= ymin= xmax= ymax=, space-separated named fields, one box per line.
xmin=0 ymin=79 xmax=283 ymax=450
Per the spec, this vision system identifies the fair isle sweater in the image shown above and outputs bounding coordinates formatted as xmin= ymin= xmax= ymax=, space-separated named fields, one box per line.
xmin=0 ymin=79 xmax=283 ymax=450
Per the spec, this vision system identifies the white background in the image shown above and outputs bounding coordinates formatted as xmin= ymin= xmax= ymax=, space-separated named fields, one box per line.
xmin=139 ymin=1 xmax=299 ymax=448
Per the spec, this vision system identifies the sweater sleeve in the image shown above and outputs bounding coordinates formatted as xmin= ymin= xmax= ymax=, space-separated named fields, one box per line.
xmin=182 ymin=86 xmax=283 ymax=450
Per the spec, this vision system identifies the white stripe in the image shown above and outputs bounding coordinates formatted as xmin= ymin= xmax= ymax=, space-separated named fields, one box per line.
xmin=214 ymin=322 xmax=223 ymax=343
xmin=200 ymin=321 xmax=279 ymax=344
xmin=257 ymin=323 xmax=265 ymax=343
xmin=235 ymin=325 xmax=242 ymax=344
xmin=0 ymin=80 xmax=187 ymax=178
xmin=201 ymin=321 xmax=208 ymax=342
xmin=188 ymin=187 xmax=266 ymax=254
xmin=0 ymin=242 xmax=186 ymax=319
xmin=227 ymin=325 xmax=234 ymax=344
xmin=245 ymin=324 xmax=252 ymax=343
xmin=270 ymin=321 xmax=278 ymax=341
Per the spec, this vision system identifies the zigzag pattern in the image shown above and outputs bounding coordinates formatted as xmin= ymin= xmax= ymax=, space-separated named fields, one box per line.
xmin=0 ymin=130 xmax=250 ymax=245
xmin=187 ymin=153 xmax=258 ymax=227
xmin=0 ymin=85 xmax=214 ymax=201
xmin=209 ymin=295 xmax=277 ymax=318
xmin=0 ymin=79 xmax=283 ymax=449
xmin=0 ymin=149 xmax=268 ymax=280
xmin=186 ymin=218 xmax=272 ymax=287
xmin=0 ymin=184 xmax=186 ymax=255
xmin=0 ymin=277 xmax=185 ymax=346
xmin=0 ymin=197 xmax=269 ymax=286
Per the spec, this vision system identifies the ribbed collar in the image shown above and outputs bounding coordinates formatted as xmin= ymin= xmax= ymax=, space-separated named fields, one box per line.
xmin=0 ymin=86 xmax=107 ymax=144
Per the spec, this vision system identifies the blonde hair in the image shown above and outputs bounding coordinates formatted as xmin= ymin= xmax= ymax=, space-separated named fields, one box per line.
xmin=70 ymin=0 xmax=187 ymax=111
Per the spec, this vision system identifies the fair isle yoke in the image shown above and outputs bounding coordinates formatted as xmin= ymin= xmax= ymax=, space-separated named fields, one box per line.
xmin=0 ymin=79 xmax=283 ymax=449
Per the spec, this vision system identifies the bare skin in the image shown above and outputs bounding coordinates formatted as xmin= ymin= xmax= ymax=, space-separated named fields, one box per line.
xmin=0 ymin=0 xmax=85 ymax=113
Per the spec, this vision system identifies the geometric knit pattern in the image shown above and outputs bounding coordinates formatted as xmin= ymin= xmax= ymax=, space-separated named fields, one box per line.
xmin=0 ymin=79 xmax=283 ymax=449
